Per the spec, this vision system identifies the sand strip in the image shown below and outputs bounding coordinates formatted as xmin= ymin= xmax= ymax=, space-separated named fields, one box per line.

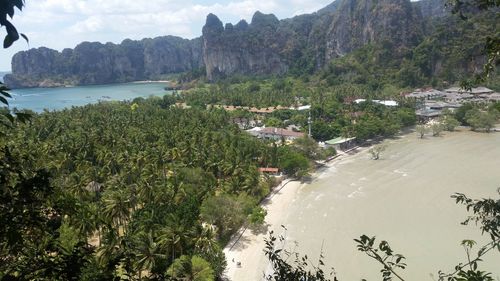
xmin=222 ymin=178 xmax=304 ymax=281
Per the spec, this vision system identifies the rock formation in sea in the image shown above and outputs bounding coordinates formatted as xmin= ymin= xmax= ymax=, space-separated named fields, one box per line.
xmin=5 ymin=36 xmax=203 ymax=88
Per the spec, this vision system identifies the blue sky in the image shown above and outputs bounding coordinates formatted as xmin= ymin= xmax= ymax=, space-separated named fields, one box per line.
xmin=0 ymin=0 xmax=335 ymax=71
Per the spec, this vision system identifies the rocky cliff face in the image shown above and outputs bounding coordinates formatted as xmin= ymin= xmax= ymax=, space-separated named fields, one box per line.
xmin=324 ymin=0 xmax=423 ymax=60
xmin=6 ymin=0 xmax=456 ymax=87
xmin=5 ymin=36 xmax=203 ymax=88
xmin=202 ymin=12 xmax=290 ymax=81
xmin=202 ymin=0 xmax=433 ymax=80
xmin=412 ymin=0 xmax=449 ymax=19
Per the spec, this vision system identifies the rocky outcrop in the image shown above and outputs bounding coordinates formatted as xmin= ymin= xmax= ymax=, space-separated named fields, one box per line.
xmin=202 ymin=12 xmax=289 ymax=81
xmin=203 ymin=0 xmax=434 ymax=80
xmin=324 ymin=0 xmax=423 ymax=60
xmin=5 ymin=36 xmax=203 ymax=88
xmin=412 ymin=0 xmax=449 ymax=19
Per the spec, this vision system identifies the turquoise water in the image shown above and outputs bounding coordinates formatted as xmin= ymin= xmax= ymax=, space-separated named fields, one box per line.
xmin=6 ymin=82 xmax=171 ymax=112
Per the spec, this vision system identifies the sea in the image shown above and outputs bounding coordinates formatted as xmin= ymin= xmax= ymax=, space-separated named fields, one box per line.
xmin=3 ymin=81 xmax=171 ymax=112
xmin=278 ymin=131 xmax=500 ymax=280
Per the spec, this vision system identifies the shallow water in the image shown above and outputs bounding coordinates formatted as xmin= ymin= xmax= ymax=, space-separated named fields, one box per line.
xmin=282 ymin=131 xmax=500 ymax=280
xmin=7 ymin=82 xmax=170 ymax=112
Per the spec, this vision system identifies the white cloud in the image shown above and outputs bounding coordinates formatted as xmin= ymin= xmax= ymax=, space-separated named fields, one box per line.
xmin=0 ymin=0 xmax=335 ymax=70
xmin=69 ymin=16 xmax=104 ymax=33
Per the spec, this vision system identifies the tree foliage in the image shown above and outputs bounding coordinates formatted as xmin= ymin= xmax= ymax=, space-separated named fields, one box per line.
xmin=0 ymin=98 xmax=279 ymax=280
xmin=0 ymin=0 xmax=28 ymax=48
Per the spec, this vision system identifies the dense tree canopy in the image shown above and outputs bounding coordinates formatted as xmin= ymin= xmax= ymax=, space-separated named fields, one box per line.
xmin=0 ymin=98 xmax=280 ymax=280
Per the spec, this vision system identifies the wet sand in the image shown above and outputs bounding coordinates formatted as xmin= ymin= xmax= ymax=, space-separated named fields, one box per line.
xmin=223 ymin=130 xmax=500 ymax=280
xmin=223 ymin=178 xmax=305 ymax=281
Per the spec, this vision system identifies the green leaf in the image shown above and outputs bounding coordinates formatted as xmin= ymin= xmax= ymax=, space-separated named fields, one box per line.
xmin=3 ymin=20 xmax=19 ymax=48
xmin=5 ymin=113 xmax=14 ymax=123
xmin=0 ymin=95 xmax=9 ymax=105
xmin=20 ymin=33 xmax=28 ymax=44
xmin=1 ymin=91 xmax=12 ymax=98
xmin=4 ymin=34 xmax=14 ymax=49
xmin=15 ymin=112 xmax=32 ymax=123
xmin=13 ymin=0 xmax=25 ymax=10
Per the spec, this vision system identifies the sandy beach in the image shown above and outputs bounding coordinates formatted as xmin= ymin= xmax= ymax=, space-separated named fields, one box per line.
xmin=222 ymin=178 xmax=304 ymax=281
xmin=222 ymin=148 xmax=362 ymax=281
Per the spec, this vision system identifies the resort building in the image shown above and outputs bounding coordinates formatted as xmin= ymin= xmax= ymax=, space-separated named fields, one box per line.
xmin=354 ymin=99 xmax=399 ymax=107
xmin=424 ymin=100 xmax=461 ymax=111
xmin=406 ymin=89 xmax=446 ymax=100
xmin=231 ymin=117 xmax=258 ymax=130
xmin=294 ymin=105 xmax=312 ymax=111
xmin=445 ymin=86 xmax=494 ymax=95
xmin=246 ymin=127 xmax=305 ymax=142
xmin=408 ymin=87 xmax=499 ymax=121
xmin=416 ymin=109 xmax=442 ymax=122
xmin=258 ymin=167 xmax=280 ymax=176
xmin=407 ymin=87 xmax=498 ymax=104
xmin=212 ymin=105 xmax=289 ymax=114
xmin=325 ymin=137 xmax=357 ymax=151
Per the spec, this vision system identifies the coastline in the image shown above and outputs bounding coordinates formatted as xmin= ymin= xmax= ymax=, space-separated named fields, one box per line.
xmin=131 ymin=80 xmax=170 ymax=84
xmin=222 ymin=144 xmax=374 ymax=281
xmin=222 ymin=178 xmax=304 ymax=281
xmin=9 ymin=80 xmax=171 ymax=90
xmin=223 ymin=130 xmax=500 ymax=280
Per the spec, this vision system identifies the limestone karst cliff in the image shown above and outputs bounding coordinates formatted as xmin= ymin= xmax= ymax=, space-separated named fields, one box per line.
xmin=5 ymin=0 xmax=489 ymax=87
xmin=5 ymin=36 xmax=203 ymax=88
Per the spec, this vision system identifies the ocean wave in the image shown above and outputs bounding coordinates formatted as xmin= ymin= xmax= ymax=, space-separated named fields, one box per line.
xmin=19 ymin=93 xmax=41 ymax=97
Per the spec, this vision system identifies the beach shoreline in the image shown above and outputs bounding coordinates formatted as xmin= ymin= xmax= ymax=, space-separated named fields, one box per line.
xmin=221 ymin=143 xmax=374 ymax=281
xmin=222 ymin=178 xmax=304 ymax=281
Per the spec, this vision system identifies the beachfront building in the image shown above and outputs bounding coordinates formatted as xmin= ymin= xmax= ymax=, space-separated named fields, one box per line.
xmin=293 ymin=105 xmax=312 ymax=111
xmin=406 ymin=89 xmax=446 ymax=100
xmin=424 ymin=100 xmax=461 ymax=111
xmin=231 ymin=117 xmax=258 ymax=130
xmin=258 ymin=167 xmax=280 ymax=176
xmin=406 ymin=87 xmax=498 ymax=104
xmin=325 ymin=137 xmax=357 ymax=151
xmin=212 ymin=105 xmax=289 ymax=114
xmin=484 ymin=92 xmax=500 ymax=102
xmin=407 ymin=86 xmax=500 ymax=122
xmin=246 ymin=127 xmax=305 ymax=142
xmin=354 ymin=99 xmax=399 ymax=107
xmin=445 ymin=86 xmax=494 ymax=95
xmin=416 ymin=109 xmax=442 ymax=122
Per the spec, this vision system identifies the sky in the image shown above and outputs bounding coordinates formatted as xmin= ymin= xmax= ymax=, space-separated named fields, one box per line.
xmin=0 ymin=0 xmax=336 ymax=71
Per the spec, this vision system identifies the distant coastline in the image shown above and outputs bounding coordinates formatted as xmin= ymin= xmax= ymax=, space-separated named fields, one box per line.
xmin=0 ymin=71 xmax=11 ymax=83
xmin=5 ymin=79 xmax=172 ymax=90
xmin=132 ymin=80 xmax=170 ymax=84
xmin=8 ymin=82 xmax=171 ymax=112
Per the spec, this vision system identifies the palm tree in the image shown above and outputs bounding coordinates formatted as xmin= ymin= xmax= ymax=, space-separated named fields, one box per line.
xmin=158 ymin=215 xmax=192 ymax=263
xmin=166 ymin=255 xmax=214 ymax=281
xmin=103 ymin=188 xmax=132 ymax=232
xmin=71 ymin=202 xmax=98 ymax=246
xmin=192 ymin=224 xmax=218 ymax=257
xmin=133 ymin=231 xmax=168 ymax=279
